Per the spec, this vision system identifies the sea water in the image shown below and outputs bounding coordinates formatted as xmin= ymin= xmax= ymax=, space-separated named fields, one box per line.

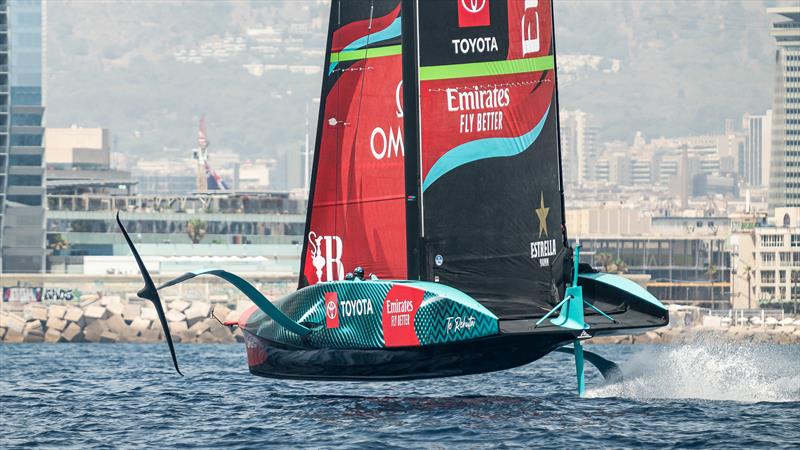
xmin=1 ymin=342 xmax=798 ymax=449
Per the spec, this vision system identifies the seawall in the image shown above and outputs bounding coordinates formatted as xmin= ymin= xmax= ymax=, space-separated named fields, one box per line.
xmin=1 ymin=294 xmax=798 ymax=345
xmin=0 ymin=294 xmax=247 ymax=344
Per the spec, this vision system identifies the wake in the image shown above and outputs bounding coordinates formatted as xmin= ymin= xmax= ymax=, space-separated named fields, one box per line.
xmin=586 ymin=336 xmax=800 ymax=403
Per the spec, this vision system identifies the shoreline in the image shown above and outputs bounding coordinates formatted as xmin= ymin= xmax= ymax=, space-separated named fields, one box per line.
xmin=2 ymin=295 xmax=798 ymax=345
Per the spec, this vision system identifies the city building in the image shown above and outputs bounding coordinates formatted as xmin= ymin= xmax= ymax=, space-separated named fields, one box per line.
xmin=731 ymin=208 xmax=800 ymax=311
xmin=768 ymin=6 xmax=800 ymax=210
xmin=567 ymin=206 xmax=732 ymax=307
xmin=560 ymin=109 xmax=597 ymax=186
xmin=44 ymin=127 xmax=110 ymax=169
xmin=744 ymin=111 xmax=772 ymax=187
xmin=0 ymin=0 xmax=45 ymax=273
xmin=45 ymin=190 xmax=306 ymax=275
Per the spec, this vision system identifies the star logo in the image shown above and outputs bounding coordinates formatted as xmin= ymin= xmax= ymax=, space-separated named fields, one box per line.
xmin=535 ymin=192 xmax=549 ymax=238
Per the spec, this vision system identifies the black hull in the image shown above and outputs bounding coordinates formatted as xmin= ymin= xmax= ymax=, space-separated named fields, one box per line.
xmin=244 ymin=330 xmax=574 ymax=381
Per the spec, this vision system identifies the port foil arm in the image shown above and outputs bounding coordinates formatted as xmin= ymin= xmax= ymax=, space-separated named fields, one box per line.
xmin=116 ymin=212 xmax=182 ymax=376
xmin=158 ymin=270 xmax=312 ymax=336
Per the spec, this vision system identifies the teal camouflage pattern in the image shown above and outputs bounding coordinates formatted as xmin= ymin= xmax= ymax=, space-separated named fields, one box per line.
xmin=245 ymin=280 xmax=499 ymax=349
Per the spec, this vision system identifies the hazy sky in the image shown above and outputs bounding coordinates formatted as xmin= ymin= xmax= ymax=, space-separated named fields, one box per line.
xmin=44 ymin=0 xmax=791 ymax=159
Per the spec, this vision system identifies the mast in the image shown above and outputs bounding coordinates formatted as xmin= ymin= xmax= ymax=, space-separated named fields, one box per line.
xmin=549 ymin=3 xmax=568 ymax=248
xmin=401 ymin=0 xmax=422 ymax=280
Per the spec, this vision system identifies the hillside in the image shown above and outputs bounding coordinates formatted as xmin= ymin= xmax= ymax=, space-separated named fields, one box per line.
xmin=46 ymin=0 xmax=787 ymax=163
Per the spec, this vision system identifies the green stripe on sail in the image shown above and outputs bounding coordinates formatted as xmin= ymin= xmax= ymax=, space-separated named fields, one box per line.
xmin=330 ymin=44 xmax=402 ymax=63
xmin=419 ymin=55 xmax=555 ymax=81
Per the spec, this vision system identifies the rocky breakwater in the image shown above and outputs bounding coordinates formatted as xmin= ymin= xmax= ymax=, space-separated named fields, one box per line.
xmin=0 ymin=295 xmax=247 ymax=344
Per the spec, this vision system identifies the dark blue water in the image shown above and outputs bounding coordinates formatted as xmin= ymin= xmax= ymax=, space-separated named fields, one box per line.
xmin=1 ymin=341 xmax=798 ymax=449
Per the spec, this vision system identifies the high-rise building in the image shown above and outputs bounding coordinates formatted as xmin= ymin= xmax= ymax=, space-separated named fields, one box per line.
xmin=0 ymin=0 xmax=46 ymax=273
xmin=768 ymin=6 xmax=800 ymax=211
xmin=559 ymin=109 xmax=597 ymax=186
xmin=744 ymin=112 xmax=772 ymax=187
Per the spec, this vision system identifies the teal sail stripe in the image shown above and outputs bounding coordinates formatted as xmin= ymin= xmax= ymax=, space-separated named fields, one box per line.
xmin=422 ymin=103 xmax=551 ymax=192
xmin=328 ymin=16 xmax=402 ymax=75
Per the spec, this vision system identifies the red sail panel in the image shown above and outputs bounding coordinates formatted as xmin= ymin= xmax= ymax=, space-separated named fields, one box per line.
xmin=416 ymin=0 xmax=566 ymax=318
xmin=301 ymin=1 xmax=406 ymax=286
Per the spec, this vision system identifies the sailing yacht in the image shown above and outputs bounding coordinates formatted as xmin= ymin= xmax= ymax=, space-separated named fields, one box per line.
xmin=119 ymin=0 xmax=667 ymax=395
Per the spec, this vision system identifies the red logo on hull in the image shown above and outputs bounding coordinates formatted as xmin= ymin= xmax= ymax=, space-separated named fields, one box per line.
xmin=324 ymin=292 xmax=340 ymax=329
xmin=382 ymin=285 xmax=425 ymax=347
xmin=458 ymin=0 xmax=490 ymax=28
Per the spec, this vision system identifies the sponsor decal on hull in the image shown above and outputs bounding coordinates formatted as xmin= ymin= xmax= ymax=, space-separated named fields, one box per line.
xmin=382 ymin=285 xmax=425 ymax=347
xmin=325 ymin=292 xmax=340 ymax=329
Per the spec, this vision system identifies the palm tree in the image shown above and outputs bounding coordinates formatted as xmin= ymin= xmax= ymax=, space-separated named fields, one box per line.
xmin=594 ymin=253 xmax=628 ymax=274
xmin=595 ymin=253 xmax=613 ymax=271
xmin=186 ymin=219 xmax=207 ymax=244
xmin=612 ymin=258 xmax=628 ymax=274
xmin=47 ymin=234 xmax=70 ymax=251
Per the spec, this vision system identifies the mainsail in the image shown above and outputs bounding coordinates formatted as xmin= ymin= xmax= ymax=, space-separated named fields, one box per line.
xmin=413 ymin=0 xmax=567 ymax=318
xmin=302 ymin=0 xmax=567 ymax=320
xmin=300 ymin=0 xmax=407 ymax=286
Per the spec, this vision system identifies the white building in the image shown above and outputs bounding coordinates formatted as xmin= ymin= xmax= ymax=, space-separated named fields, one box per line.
xmin=731 ymin=208 xmax=800 ymax=309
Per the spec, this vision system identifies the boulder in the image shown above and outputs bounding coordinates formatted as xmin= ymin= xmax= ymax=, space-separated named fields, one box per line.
xmin=84 ymin=305 xmax=109 ymax=321
xmin=4 ymin=328 xmax=24 ymax=343
xmin=106 ymin=301 xmax=125 ymax=317
xmin=168 ymin=299 xmax=190 ymax=313
xmin=165 ymin=309 xmax=186 ymax=323
xmin=99 ymin=295 xmax=121 ymax=306
xmin=169 ymin=320 xmax=188 ymax=334
xmin=79 ymin=294 xmax=100 ymax=308
xmin=212 ymin=304 xmax=231 ymax=322
xmin=61 ymin=322 xmax=84 ymax=342
xmin=0 ymin=327 xmax=5 ymax=340
xmin=46 ymin=317 xmax=68 ymax=332
xmin=210 ymin=323 xmax=234 ymax=343
xmin=3 ymin=313 xmax=26 ymax=333
xmin=138 ymin=328 xmax=161 ymax=342
xmin=178 ymin=331 xmax=196 ymax=344
xmin=99 ymin=331 xmax=120 ymax=343
xmin=197 ymin=331 xmax=217 ymax=343
xmin=224 ymin=310 xmax=242 ymax=325
xmin=44 ymin=328 xmax=63 ymax=343
xmin=184 ymin=302 xmax=211 ymax=327
xmin=188 ymin=319 xmax=212 ymax=336
xmin=48 ymin=305 xmax=67 ymax=320
xmin=141 ymin=306 xmax=158 ymax=322
xmin=64 ymin=306 xmax=84 ymax=324
xmin=83 ymin=320 xmax=108 ymax=342
xmin=26 ymin=305 xmax=48 ymax=321
xmin=24 ymin=320 xmax=44 ymax=335
xmin=23 ymin=330 xmax=44 ymax=343
xmin=130 ymin=318 xmax=151 ymax=333
xmin=122 ymin=304 xmax=141 ymax=322
xmin=104 ymin=314 xmax=130 ymax=338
